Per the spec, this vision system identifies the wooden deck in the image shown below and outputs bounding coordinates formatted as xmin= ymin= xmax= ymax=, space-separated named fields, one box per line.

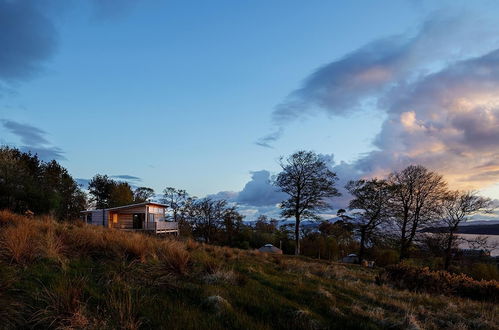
xmin=144 ymin=221 xmax=179 ymax=234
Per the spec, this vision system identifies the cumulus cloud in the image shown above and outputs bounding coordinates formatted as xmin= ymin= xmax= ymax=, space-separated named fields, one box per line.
xmin=209 ymin=170 xmax=285 ymax=206
xmin=272 ymin=13 xmax=497 ymax=123
xmin=357 ymin=48 xmax=499 ymax=188
xmin=2 ymin=120 xmax=65 ymax=161
xmin=258 ymin=12 xmax=499 ymax=148
xmin=236 ymin=170 xmax=286 ymax=206
xmin=257 ymin=11 xmax=499 ymax=195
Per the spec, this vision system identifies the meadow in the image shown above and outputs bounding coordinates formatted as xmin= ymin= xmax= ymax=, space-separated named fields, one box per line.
xmin=0 ymin=211 xmax=497 ymax=330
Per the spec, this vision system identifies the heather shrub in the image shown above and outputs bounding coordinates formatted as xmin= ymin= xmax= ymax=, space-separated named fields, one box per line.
xmin=381 ymin=264 xmax=499 ymax=302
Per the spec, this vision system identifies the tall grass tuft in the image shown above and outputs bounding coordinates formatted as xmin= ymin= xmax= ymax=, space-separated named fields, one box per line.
xmin=30 ymin=276 xmax=88 ymax=329
xmin=0 ymin=218 xmax=38 ymax=264
xmin=155 ymin=240 xmax=191 ymax=275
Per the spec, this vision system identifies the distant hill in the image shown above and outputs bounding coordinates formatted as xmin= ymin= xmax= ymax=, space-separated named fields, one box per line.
xmin=423 ymin=224 xmax=499 ymax=235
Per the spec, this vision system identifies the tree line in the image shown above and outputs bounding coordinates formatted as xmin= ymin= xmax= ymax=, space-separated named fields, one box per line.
xmin=274 ymin=151 xmax=492 ymax=271
xmin=1 ymin=147 xmax=494 ymax=272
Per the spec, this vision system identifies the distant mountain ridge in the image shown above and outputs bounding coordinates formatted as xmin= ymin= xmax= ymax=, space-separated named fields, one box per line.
xmin=423 ymin=224 xmax=499 ymax=236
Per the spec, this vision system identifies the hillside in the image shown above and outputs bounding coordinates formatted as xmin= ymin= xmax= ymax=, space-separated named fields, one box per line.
xmin=0 ymin=211 xmax=497 ymax=330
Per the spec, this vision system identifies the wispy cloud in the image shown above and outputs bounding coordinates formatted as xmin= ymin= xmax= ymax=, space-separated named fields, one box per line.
xmin=2 ymin=120 xmax=49 ymax=146
xmin=111 ymin=174 xmax=142 ymax=182
xmin=2 ymin=119 xmax=65 ymax=161
xmin=255 ymin=128 xmax=283 ymax=148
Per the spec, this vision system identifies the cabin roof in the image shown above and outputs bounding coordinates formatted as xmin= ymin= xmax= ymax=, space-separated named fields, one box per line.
xmin=81 ymin=202 xmax=167 ymax=213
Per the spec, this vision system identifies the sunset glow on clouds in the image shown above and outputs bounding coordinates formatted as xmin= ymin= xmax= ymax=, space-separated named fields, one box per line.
xmin=258 ymin=12 xmax=499 ymax=198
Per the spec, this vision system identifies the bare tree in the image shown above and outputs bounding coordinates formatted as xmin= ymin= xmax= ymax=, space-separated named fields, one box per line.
xmin=439 ymin=190 xmax=491 ymax=270
xmin=346 ymin=178 xmax=392 ymax=263
xmin=275 ymin=151 xmax=340 ymax=255
xmin=162 ymin=187 xmax=189 ymax=222
xmin=190 ymin=197 xmax=227 ymax=244
xmin=133 ymin=187 xmax=155 ymax=203
xmin=388 ymin=165 xmax=447 ymax=260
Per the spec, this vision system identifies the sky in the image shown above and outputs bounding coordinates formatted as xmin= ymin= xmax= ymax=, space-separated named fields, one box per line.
xmin=2 ymin=0 xmax=499 ymax=219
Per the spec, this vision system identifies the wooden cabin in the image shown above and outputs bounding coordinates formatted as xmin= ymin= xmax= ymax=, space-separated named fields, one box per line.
xmin=81 ymin=202 xmax=178 ymax=235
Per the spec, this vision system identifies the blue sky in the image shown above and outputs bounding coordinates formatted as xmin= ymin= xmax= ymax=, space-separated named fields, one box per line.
xmin=3 ymin=0 xmax=499 ymax=218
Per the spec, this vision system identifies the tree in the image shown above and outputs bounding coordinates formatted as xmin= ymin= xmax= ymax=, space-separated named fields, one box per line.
xmin=88 ymin=174 xmax=115 ymax=209
xmin=109 ymin=182 xmax=134 ymax=207
xmin=346 ymin=178 xmax=392 ymax=262
xmin=133 ymin=187 xmax=155 ymax=203
xmin=42 ymin=160 xmax=87 ymax=219
xmin=220 ymin=206 xmax=244 ymax=246
xmin=388 ymin=165 xmax=447 ymax=260
xmin=0 ymin=147 xmax=86 ymax=219
xmin=439 ymin=191 xmax=491 ymax=270
xmin=275 ymin=151 xmax=340 ymax=255
xmin=189 ymin=198 xmax=228 ymax=243
xmin=161 ymin=187 xmax=189 ymax=222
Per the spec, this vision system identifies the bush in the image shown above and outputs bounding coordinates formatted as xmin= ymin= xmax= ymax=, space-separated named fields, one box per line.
xmin=466 ymin=263 xmax=499 ymax=281
xmin=380 ymin=264 xmax=499 ymax=302
xmin=372 ymin=248 xmax=399 ymax=266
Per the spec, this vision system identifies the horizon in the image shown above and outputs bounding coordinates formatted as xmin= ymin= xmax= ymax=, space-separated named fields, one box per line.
xmin=3 ymin=0 xmax=499 ymax=220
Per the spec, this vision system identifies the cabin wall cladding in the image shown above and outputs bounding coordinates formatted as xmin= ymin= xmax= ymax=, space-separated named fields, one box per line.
xmin=81 ymin=202 xmax=177 ymax=234
xmin=110 ymin=206 xmax=145 ymax=229
xmin=88 ymin=210 xmax=108 ymax=227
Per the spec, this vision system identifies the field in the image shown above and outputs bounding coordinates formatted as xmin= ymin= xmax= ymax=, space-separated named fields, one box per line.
xmin=0 ymin=211 xmax=497 ymax=330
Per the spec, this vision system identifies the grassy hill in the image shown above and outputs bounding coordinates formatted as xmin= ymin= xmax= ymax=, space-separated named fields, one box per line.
xmin=0 ymin=211 xmax=497 ymax=330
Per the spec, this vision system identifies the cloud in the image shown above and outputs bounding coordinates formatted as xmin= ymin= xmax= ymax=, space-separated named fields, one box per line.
xmin=18 ymin=145 xmax=65 ymax=161
xmin=259 ymin=12 xmax=499 ymax=148
xmin=258 ymin=11 xmax=499 ymax=193
xmin=111 ymin=174 xmax=142 ymax=182
xmin=0 ymin=0 xmax=141 ymax=88
xmin=356 ymin=48 xmax=499 ymax=188
xmin=0 ymin=0 xmax=57 ymax=83
xmin=2 ymin=120 xmax=65 ymax=161
xmin=236 ymin=170 xmax=286 ymax=206
xmin=255 ymin=128 xmax=283 ymax=148
xmin=2 ymin=120 xmax=50 ymax=146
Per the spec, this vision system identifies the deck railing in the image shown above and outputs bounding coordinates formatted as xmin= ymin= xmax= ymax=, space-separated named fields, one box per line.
xmin=144 ymin=221 xmax=178 ymax=234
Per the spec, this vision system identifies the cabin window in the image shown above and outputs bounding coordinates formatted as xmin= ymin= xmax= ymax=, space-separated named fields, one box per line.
xmin=86 ymin=213 xmax=92 ymax=224
xmin=113 ymin=214 xmax=118 ymax=223
xmin=148 ymin=213 xmax=155 ymax=223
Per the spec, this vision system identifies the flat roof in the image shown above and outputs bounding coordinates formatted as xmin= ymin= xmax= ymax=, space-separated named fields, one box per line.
xmin=81 ymin=201 xmax=167 ymax=213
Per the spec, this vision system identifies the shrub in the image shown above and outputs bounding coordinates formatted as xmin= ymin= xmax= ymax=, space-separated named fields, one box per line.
xmin=466 ymin=263 xmax=499 ymax=281
xmin=380 ymin=264 xmax=499 ymax=302
xmin=372 ymin=248 xmax=399 ymax=267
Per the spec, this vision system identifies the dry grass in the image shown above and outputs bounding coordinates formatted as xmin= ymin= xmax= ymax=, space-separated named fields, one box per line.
xmin=30 ymin=276 xmax=88 ymax=329
xmin=0 ymin=210 xmax=497 ymax=329
xmin=0 ymin=218 xmax=38 ymax=264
